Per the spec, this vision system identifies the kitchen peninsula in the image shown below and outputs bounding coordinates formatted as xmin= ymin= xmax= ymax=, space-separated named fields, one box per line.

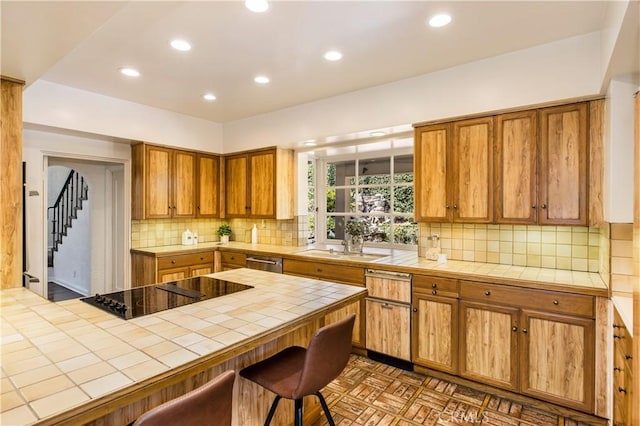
xmin=0 ymin=269 xmax=366 ymax=425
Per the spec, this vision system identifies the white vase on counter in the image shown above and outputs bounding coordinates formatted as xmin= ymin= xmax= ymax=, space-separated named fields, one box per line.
xmin=220 ymin=235 xmax=230 ymax=244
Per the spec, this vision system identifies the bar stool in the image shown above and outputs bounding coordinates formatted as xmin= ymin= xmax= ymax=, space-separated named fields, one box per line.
xmin=133 ymin=370 xmax=235 ymax=426
xmin=240 ymin=314 xmax=356 ymax=426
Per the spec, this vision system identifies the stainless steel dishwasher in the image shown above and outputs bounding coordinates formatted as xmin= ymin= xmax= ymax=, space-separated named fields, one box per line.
xmin=245 ymin=255 xmax=283 ymax=273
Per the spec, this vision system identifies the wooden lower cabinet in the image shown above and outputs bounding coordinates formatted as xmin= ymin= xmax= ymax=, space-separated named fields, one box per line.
xmin=366 ymin=299 xmax=411 ymax=360
xmin=613 ymin=308 xmax=634 ymax=426
xmin=325 ymin=299 xmax=365 ymax=349
xmin=218 ymin=251 xmax=247 ymax=271
xmin=412 ymin=291 xmax=459 ymax=374
xmin=457 ymin=283 xmax=595 ymax=413
xmin=459 ymin=301 xmax=519 ymax=391
xmin=131 ymin=250 xmax=214 ymax=286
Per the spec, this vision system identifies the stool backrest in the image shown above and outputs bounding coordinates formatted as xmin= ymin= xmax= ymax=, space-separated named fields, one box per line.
xmin=133 ymin=370 xmax=235 ymax=426
xmin=294 ymin=314 xmax=356 ymax=398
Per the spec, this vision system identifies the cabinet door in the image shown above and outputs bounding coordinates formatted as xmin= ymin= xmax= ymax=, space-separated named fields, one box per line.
xmin=157 ymin=267 xmax=189 ymax=283
xmin=452 ymin=117 xmax=494 ymax=223
xmin=539 ymin=103 xmax=587 ymax=225
xmin=197 ymin=154 xmax=220 ymax=218
xmin=414 ymin=124 xmax=451 ymax=222
xmin=459 ymin=301 xmax=519 ymax=391
xmin=412 ymin=293 xmax=458 ymax=374
xmin=145 ymin=146 xmax=172 ymax=218
xmin=495 ymin=111 xmax=537 ymax=224
xmin=224 ymin=154 xmax=248 ymax=217
xmin=249 ymin=150 xmax=276 ymax=218
xmin=172 ymin=150 xmax=196 ymax=217
xmin=520 ymin=309 xmax=594 ymax=412
xmin=366 ymin=299 xmax=411 ymax=360
xmin=325 ymin=299 xmax=365 ymax=349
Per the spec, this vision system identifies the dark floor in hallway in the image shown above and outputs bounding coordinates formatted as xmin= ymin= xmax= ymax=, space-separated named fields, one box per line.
xmin=311 ymin=354 xmax=606 ymax=426
xmin=47 ymin=282 xmax=83 ymax=302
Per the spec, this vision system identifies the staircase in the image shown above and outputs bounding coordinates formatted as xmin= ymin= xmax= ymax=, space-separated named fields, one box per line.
xmin=47 ymin=170 xmax=89 ymax=267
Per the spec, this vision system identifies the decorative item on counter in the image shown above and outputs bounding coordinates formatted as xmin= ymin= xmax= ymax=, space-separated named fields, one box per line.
xmin=425 ymin=233 xmax=440 ymax=260
xmin=345 ymin=219 xmax=365 ymax=254
xmin=182 ymin=229 xmax=194 ymax=246
xmin=217 ymin=223 xmax=232 ymax=244
xmin=251 ymin=224 xmax=258 ymax=244
xmin=437 ymin=253 xmax=447 ymax=264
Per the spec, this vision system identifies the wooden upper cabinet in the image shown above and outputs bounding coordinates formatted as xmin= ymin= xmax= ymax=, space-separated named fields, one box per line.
xmin=224 ymin=147 xmax=294 ymax=219
xmin=539 ymin=103 xmax=588 ymax=225
xmin=452 ymin=117 xmax=494 ymax=223
xmin=495 ymin=111 xmax=538 ymax=224
xmin=414 ymin=124 xmax=451 ymax=222
xmin=196 ymin=153 xmax=220 ymax=218
xmin=132 ymin=143 xmax=196 ymax=219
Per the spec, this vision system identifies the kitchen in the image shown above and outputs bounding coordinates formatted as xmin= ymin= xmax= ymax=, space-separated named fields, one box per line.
xmin=1 ymin=1 xmax=639 ymax=425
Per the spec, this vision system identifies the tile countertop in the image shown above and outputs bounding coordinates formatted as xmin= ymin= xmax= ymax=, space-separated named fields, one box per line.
xmin=132 ymin=242 xmax=608 ymax=297
xmin=0 ymin=269 xmax=366 ymax=425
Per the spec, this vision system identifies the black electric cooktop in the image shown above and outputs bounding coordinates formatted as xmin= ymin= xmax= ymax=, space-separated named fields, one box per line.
xmin=81 ymin=276 xmax=253 ymax=320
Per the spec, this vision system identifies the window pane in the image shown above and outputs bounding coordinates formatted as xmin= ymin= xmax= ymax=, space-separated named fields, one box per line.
xmin=326 ymin=160 xmax=355 ymax=187
xmin=393 ymin=217 xmax=417 ymax=244
xmin=363 ymin=215 xmax=391 ymax=242
xmin=326 ymin=215 xmax=347 ymax=240
xmin=393 ymin=185 xmax=414 ymax=213
xmin=357 ymin=187 xmax=391 ymax=213
xmin=394 ymin=154 xmax=413 ymax=183
xmin=328 ymin=188 xmax=356 ymax=213
xmin=359 ymin=157 xmax=390 ymax=185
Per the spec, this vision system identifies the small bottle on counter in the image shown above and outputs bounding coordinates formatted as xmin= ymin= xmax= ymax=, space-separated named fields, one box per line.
xmin=251 ymin=224 xmax=258 ymax=244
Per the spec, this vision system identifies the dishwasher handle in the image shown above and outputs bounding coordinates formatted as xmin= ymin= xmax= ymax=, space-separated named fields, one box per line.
xmin=365 ymin=269 xmax=412 ymax=281
xmin=246 ymin=257 xmax=279 ymax=265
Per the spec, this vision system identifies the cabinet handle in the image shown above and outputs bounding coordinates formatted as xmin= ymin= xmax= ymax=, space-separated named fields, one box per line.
xmin=382 ymin=303 xmax=392 ymax=309
xmin=614 ymin=334 xmax=624 ymax=340
xmin=317 ymin=268 xmax=323 ymax=273
xmin=613 ymin=324 xmax=623 ymax=329
xmin=541 ymin=204 xmax=547 ymax=209
xmin=512 ymin=326 xmax=518 ymax=332
xmin=553 ymin=300 xmax=559 ymax=305
xmin=614 ymin=367 xmax=623 ymax=372
xmin=484 ymin=290 xmax=491 ymax=296
xmin=618 ymin=387 xmax=627 ymax=394
xmin=522 ymin=328 xmax=528 ymax=334
xmin=432 ymin=289 xmax=437 ymax=295
xmin=625 ymin=354 xmax=632 ymax=360
xmin=432 ymin=283 xmax=437 ymax=288
xmin=532 ymin=205 xmax=537 ymax=209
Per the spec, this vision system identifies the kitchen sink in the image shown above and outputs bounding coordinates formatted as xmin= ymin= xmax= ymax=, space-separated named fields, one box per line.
xmin=297 ymin=249 xmax=387 ymax=262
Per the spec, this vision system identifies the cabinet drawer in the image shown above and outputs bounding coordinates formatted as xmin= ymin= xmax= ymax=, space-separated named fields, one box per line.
xmin=460 ymin=281 xmax=594 ymax=318
xmin=220 ymin=251 xmax=247 ymax=267
xmin=613 ymin=308 xmax=633 ymax=358
xmin=283 ymin=259 xmax=364 ymax=285
xmin=365 ymin=272 xmax=411 ymax=303
xmin=158 ymin=251 xmax=214 ymax=270
xmin=413 ymin=275 xmax=458 ymax=297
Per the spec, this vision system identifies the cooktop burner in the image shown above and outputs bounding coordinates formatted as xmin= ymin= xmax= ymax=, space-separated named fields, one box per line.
xmin=81 ymin=276 xmax=253 ymax=320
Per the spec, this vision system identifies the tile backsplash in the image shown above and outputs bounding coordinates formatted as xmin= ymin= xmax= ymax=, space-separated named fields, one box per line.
xmin=609 ymin=223 xmax=634 ymax=295
xmin=419 ymin=223 xmax=600 ymax=272
xmin=131 ymin=217 xmax=309 ymax=249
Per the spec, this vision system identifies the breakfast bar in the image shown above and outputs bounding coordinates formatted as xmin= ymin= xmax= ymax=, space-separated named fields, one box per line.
xmin=0 ymin=269 xmax=367 ymax=425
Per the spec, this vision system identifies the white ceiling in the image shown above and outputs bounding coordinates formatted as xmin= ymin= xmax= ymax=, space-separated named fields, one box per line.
xmin=0 ymin=1 xmax=616 ymax=123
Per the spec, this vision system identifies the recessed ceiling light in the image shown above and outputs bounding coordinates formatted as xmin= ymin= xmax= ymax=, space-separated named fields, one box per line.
xmin=202 ymin=93 xmax=216 ymax=101
xmin=119 ymin=67 xmax=140 ymax=77
xmin=245 ymin=0 xmax=269 ymax=13
xmin=254 ymin=75 xmax=270 ymax=84
xmin=303 ymin=140 xmax=317 ymax=146
xmin=170 ymin=39 xmax=192 ymax=51
xmin=324 ymin=50 xmax=343 ymax=61
xmin=429 ymin=13 xmax=452 ymax=28
xmin=370 ymin=131 xmax=387 ymax=137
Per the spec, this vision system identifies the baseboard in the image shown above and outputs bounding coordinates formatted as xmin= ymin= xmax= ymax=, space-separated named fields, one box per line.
xmin=49 ymin=279 xmax=89 ymax=297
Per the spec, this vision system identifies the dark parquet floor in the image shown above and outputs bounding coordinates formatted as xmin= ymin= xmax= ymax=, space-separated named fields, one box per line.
xmin=47 ymin=281 xmax=83 ymax=302
xmin=311 ymin=355 xmax=606 ymax=426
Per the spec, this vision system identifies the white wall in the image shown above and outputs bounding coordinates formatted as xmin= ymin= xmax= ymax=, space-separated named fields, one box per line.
xmin=223 ymin=32 xmax=603 ymax=151
xmin=604 ymin=79 xmax=639 ymax=223
xmin=23 ymin=80 xmax=224 ymax=153
xmin=23 ymin=126 xmax=131 ymax=297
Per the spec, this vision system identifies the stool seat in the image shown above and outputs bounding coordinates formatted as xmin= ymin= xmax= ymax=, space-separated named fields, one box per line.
xmin=240 ymin=314 xmax=355 ymax=426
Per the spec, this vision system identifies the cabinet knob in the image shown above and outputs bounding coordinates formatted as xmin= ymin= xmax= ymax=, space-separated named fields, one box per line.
xmin=618 ymin=387 xmax=627 ymax=394
xmin=484 ymin=290 xmax=491 ymax=296
xmin=446 ymin=205 xmax=451 ymax=210
xmin=614 ymin=367 xmax=623 ymax=372
xmin=200 ymin=257 xmax=204 ymax=261
xmin=625 ymin=354 xmax=632 ymax=360
xmin=522 ymin=328 xmax=528 ymax=334
xmin=382 ymin=303 xmax=392 ymax=309
xmin=317 ymin=268 xmax=323 ymax=272
xmin=532 ymin=205 xmax=537 ymax=209
xmin=453 ymin=204 xmax=458 ymax=209
xmin=613 ymin=324 xmax=623 ymax=329
xmin=512 ymin=326 xmax=518 ymax=332
xmin=413 ymin=308 xmax=418 ymax=313
xmin=432 ymin=283 xmax=437 ymax=288
xmin=614 ymin=334 xmax=624 ymax=340
xmin=432 ymin=289 xmax=437 ymax=295
xmin=171 ymin=260 xmax=176 ymax=264
xmin=541 ymin=204 xmax=547 ymax=209
xmin=553 ymin=300 xmax=559 ymax=305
